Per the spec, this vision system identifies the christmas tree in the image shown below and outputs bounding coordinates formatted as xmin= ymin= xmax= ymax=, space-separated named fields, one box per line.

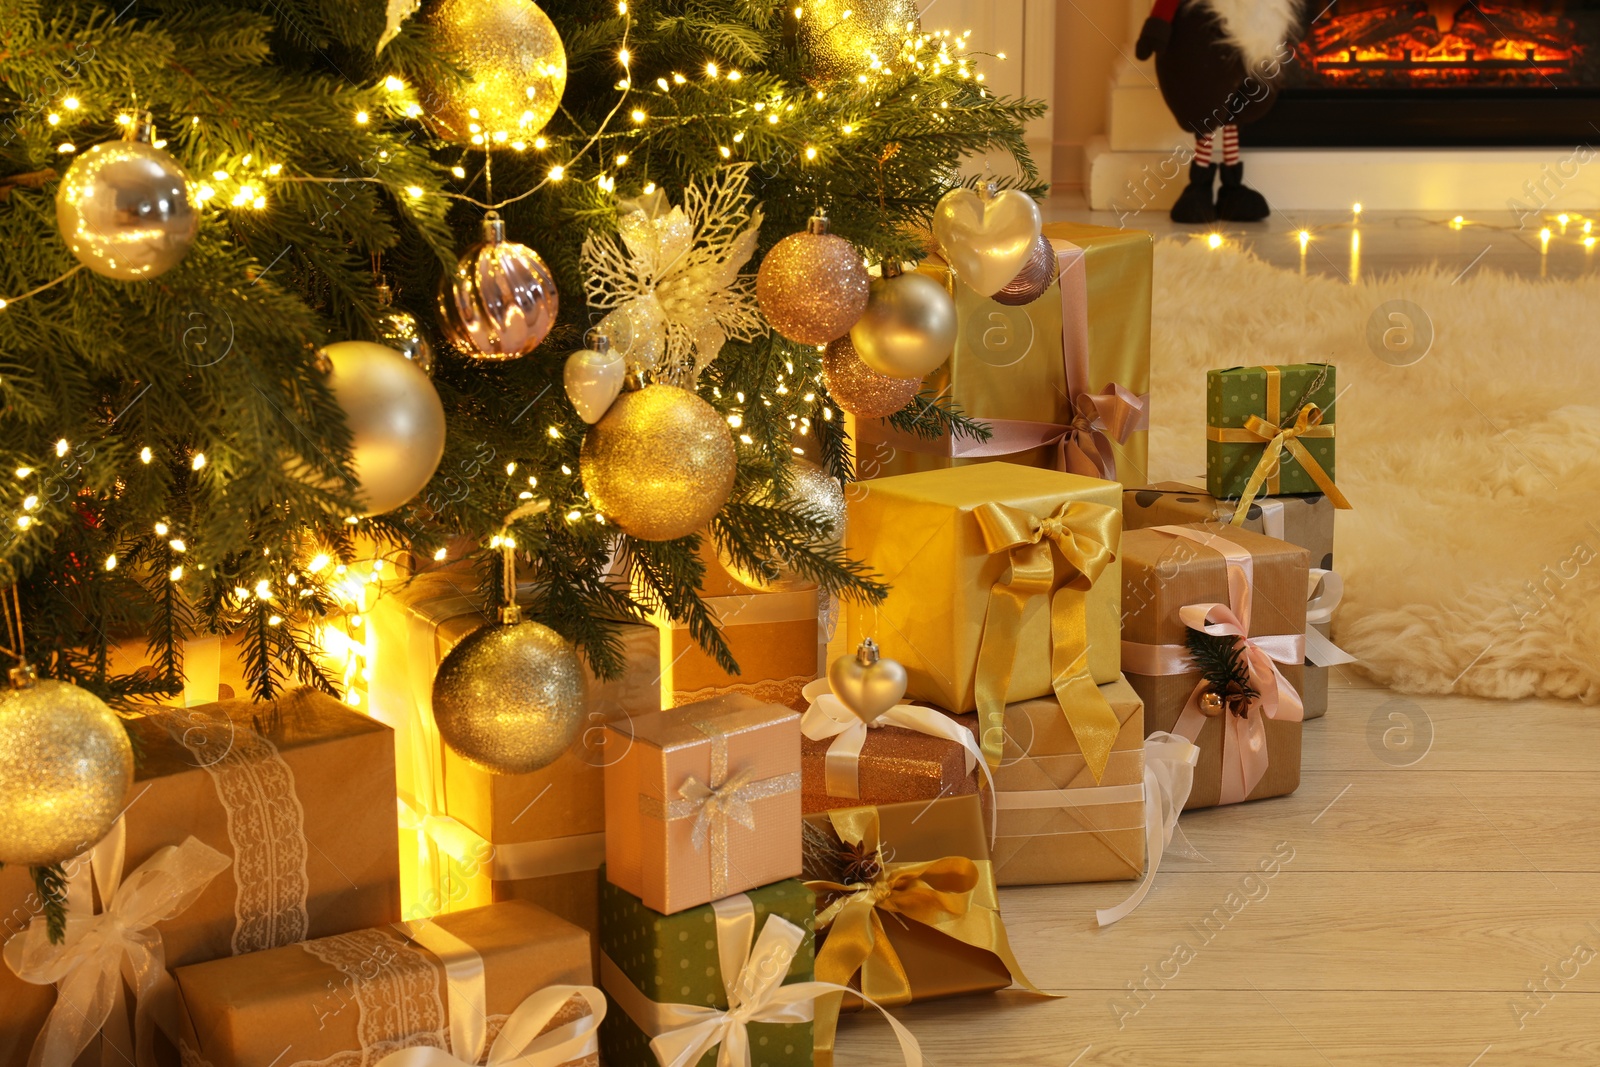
xmin=0 ymin=0 xmax=1040 ymax=915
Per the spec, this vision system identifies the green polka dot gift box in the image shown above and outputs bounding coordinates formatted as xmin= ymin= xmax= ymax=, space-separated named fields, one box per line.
xmin=1205 ymin=363 xmax=1343 ymax=504
xmin=599 ymin=875 xmax=816 ymax=1067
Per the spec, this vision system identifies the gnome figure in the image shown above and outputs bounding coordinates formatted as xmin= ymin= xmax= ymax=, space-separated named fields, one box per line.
xmin=1136 ymin=0 xmax=1303 ymax=224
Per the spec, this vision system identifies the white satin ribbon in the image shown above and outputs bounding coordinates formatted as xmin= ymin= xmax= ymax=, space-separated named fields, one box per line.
xmin=799 ymin=678 xmax=997 ymax=841
xmin=601 ymin=902 xmax=922 ymax=1067
xmin=395 ymin=919 xmax=487 ymax=1064
xmin=3 ymin=818 xmax=231 ymax=1067
xmin=372 ymin=984 xmax=607 ymax=1067
xmin=1096 ymin=734 xmax=1206 ymax=927
xmin=1304 ymin=569 xmax=1357 ymax=668
xmin=489 ymin=832 xmax=607 ymax=882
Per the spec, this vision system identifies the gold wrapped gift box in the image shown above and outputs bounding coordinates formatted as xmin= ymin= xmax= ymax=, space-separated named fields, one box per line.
xmin=0 ymin=690 xmax=400 ymax=1067
xmin=603 ymin=693 xmax=802 ymax=915
xmin=800 ymin=719 xmax=979 ymax=814
xmin=366 ymin=567 xmax=661 ymax=969
xmin=173 ymin=900 xmax=596 ymax=1067
xmin=991 ymin=676 xmax=1146 ymax=886
xmin=1121 ymin=525 xmax=1308 ymax=808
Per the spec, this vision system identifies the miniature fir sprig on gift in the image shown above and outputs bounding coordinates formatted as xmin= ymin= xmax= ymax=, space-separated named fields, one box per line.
xmin=1186 ymin=628 xmax=1258 ymax=718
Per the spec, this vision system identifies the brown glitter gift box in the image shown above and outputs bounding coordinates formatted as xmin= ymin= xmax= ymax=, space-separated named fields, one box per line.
xmin=1121 ymin=524 xmax=1308 ymax=808
xmin=172 ymin=900 xmax=598 ymax=1067
xmin=989 ymin=675 xmax=1147 ymax=885
xmin=0 ymin=690 xmax=399 ymax=1067
xmin=603 ymin=693 xmax=802 ymax=915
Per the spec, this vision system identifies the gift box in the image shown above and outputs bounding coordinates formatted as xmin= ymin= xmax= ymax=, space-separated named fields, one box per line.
xmin=599 ymin=876 xmax=815 ymax=1067
xmin=990 ymin=675 xmax=1146 ymax=886
xmin=1 ymin=689 xmax=400 ymax=1067
xmin=834 ymin=461 xmax=1123 ymax=772
xmin=366 ymin=567 xmax=660 ymax=962
xmin=173 ymin=899 xmax=599 ymax=1067
xmin=802 ymin=795 xmax=1042 ymax=1063
xmin=799 ymin=678 xmax=984 ymax=815
xmin=1206 ymin=363 xmax=1341 ymax=503
xmin=603 ymin=693 xmax=802 ymax=914
xmin=857 ymin=222 xmax=1150 ymax=485
xmin=1121 ymin=524 xmax=1309 ymax=808
xmin=1123 ymin=481 xmax=1335 ymax=570
xmin=650 ymin=586 xmax=823 ymax=712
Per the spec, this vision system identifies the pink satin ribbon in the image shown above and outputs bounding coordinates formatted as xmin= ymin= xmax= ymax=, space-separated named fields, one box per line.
xmin=1120 ymin=526 xmax=1304 ymax=806
xmin=862 ymin=241 xmax=1149 ymax=480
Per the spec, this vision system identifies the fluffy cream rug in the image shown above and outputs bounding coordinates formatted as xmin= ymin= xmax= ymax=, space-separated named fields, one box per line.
xmin=1148 ymin=238 xmax=1600 ymax=703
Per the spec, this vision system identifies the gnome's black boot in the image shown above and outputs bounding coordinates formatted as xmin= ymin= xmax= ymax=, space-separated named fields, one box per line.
xmin=1216 ymin=162 xmax=1270 ymax=222
xmin=1169 ymin=162 xmax=1217 ymax=224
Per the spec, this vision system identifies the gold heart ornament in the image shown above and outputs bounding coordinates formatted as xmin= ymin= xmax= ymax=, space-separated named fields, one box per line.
xmin=828 ymin=638 xmax=908 ymax=725
xmin=932 ymin=183 xmax=1044 ymax=298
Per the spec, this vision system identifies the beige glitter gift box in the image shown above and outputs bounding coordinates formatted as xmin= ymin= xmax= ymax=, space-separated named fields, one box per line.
xmin=603 ymin=693 xmax=802 ymax=915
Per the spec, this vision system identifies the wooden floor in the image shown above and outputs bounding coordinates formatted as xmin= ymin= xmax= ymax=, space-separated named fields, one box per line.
xmin=834 ymin=680 xmax=1600 ymax=1065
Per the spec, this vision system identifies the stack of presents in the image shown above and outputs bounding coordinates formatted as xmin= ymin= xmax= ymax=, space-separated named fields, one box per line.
xmin=0 ymin=223 xmax=1354 ymax=1067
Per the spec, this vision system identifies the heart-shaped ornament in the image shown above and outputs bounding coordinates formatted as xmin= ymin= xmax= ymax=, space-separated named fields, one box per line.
xmin=828 ymin=638 xmax=907 ymax=725
xmin=563 ymin=339 xmax=626 ymax=423
xmin=932 ymin=185 xmax=1044 ymax=298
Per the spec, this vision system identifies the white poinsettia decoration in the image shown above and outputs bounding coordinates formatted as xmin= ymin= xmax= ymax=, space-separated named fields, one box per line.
xmin=582 ymin=163 xmax=765 ymax=383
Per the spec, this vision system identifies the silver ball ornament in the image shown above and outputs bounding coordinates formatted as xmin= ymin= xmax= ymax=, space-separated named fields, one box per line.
xmin=55 ymin=122 xmax=197 ymax=281
xmin=374 ymin=283 xmax=435 ymax=376
xmin=849 ymin=267 xmax=957 ymax=379
xmin=0 ymin=671 xmax=134 ymax=866
xmin=438 ymin=215 xmax=558 ymax=359
xmin=432 ymin=616 xmax=586 ymax=775
xmin=317 ymin=341 xmax=447 ymax=516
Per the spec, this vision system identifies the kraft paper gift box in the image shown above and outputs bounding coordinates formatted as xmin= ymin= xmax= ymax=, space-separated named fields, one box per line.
xmin=366 ymin=567 xmax=660 ymax=964
xmin=1121 ymin=525 xmax=1309 ymax=808
xmin=834 ymin=461 xmax=1123 ymax=772
xmin=1 ymin=690 xmax=400 ymax=1067
xmin=598 ymin=877 xmax=816 ymax=1067
xmin=857 ymin=222 xmax=1150 ymax=485
xmin=603 ymin=693 xmax=803 ymax=915
xmin=173 ymin=900 xmax=599 ymax=1067
xmin=802 ymin=795 xmax=1045 ymax=1065
xmin=650 ymin=586 xmax=823 ymax=711
xmin=1206 ymin=363 xmax=1347 ymax=505
xmin=990 ymin=675 xmax=1146 ymax=886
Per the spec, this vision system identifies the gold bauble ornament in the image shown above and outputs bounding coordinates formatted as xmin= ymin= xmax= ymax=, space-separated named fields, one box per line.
xmin=849 ymin=265 xmax=957 ymax=379
xmin=755 ymin=212 xmax=869 ymax=346
xmin=991 ymin=234 xmax=1058 ymax=307
xmin=827 ymin=639 xmax=907 ymax=725
xmin=426 ymin=0 xmax=567 ymax=145
xmin=822 ymin=334 xmax=922 ymax=418
xmin=580 ymin=383 xmax=736 ymax=541
xmin=717 ymin=460 xmax=846 ymax=592
xmin=432 ymin=611 xmax=585 ymax=774
xmin=796 ymin=0 xmax=921 ymax=81
xmin=0 ymin=668 xmax=134 ymax=866
xmin=55 ymin=114 xmax=196 ymax=281
xmin=1197 ymin=690 xmax=1225 ymax=718
xmin=374 ymin=282 xmax=434 ymax=375
xmin=438 ymin=214 xmax=559 ymax=359
xmin=317 ymin=341 xmax=447 ymax=515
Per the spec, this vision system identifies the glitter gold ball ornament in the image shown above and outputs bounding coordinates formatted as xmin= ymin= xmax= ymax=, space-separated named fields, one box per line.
xmin=426 ymin=0 xmax=568 ymax=145
xmin=317 ymin=341 xmax=447 ymax=515
xmin=796 ymin=0 xmax=921 ymax=81
xmin=848 ymin=265 xmax=957 ymax=379
xmin=55 ymin=114 xmax=196 ymax=281
xmin=822 ymin=335 xmax=921 ymax=417
xmin=717 ymin=460 xmax=846 ymax=592
xmin=580 ymin=383 xmax=736 ymax=541
xmin=374 ymin=282 xmax=434 ymax=375
xmin=438 ymin=214 xmax=559 ymax=359
xmin=991 ymin=234 xmax=1059 ymax=307
xmin=755 ymin=212 xmax=869 ymax=346
xmin=0 ymin=667 xmax=134 ymax=866
xmin=932 ymin=181 xmax=1044 ymax=298
xmin=432 ymin=612 xmax=585 ymax=774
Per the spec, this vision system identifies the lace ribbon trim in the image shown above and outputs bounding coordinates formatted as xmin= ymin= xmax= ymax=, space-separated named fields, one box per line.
xmin=673 ymin=674 xmax=815 ymax=711
xmin=293 ymin=929 xmax=450 ymax=1067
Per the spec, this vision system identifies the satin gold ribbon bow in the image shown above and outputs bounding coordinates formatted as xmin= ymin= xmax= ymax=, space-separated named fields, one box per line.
xmin=4 ymin=819 xmax=231 ymax=1067
xmin=805 ymin=807 xmax=1048 ymax=1054
xmin=972 ymin=499 xmax=1122 ymax=778
xmin=372 ymin=984 xmax=607 ymax=1067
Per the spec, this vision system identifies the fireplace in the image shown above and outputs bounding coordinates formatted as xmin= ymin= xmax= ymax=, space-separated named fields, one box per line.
xmin=1244 ymin=0 xmax=1600 ymax=146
